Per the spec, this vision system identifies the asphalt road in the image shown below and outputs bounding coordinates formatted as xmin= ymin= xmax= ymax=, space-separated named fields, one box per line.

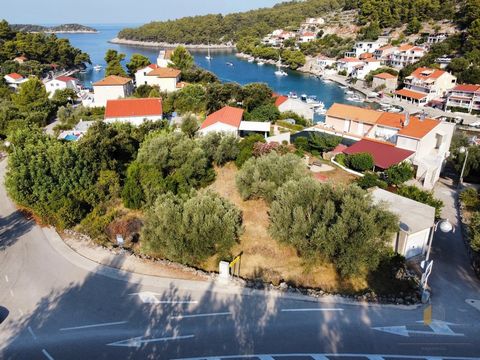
xmin=1 ymin=158 xmax=480 ymax=360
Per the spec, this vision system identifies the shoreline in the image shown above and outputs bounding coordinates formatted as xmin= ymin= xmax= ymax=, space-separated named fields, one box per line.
xmin=109 ymin=37 xmax=236 ymax=50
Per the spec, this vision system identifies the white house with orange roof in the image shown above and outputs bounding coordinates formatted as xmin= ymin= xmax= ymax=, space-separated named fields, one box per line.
xmin=351 ymin=58 xmax=382 ymax=79
xmin=274 ymin=94 xmax=314 ymax=121
xmin=344 ymin=39 xmax=388 ymax=58
xmin=395 ymin=67 xmax=457 ymax=105
xmin=3 ymin=73 xmax=27 ymax=89
xmin=134 ymin=64 xmax=181 ymax=92
xmin=374 ymin=44 xmax=397 ymax=63
xmin=320 ymin=103 xmax=455 ymax=188
xmin=92 ymin=75 xmax=134 ymax=107
xmin=45 ymin=75 xmax=79 ymax=97
xmin=104 ymin=98 xmax=163 ymax=125
xmin=389 ymin=44 xmax=427 ymax=68
xmin=445 ymin=84 xmax=480 ymax=114
xmin=372 ymin=72 xmax=398 ymax=92
xmin=298 ymin=31 xmax=316 ymax=43
xmin=156 ymin=49 xmax=174 ymax=68
xmin=336 ymin=57 xmax=365 ymax=76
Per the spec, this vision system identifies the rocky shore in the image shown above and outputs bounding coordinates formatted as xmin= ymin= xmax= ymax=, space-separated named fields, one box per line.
xmin=109 ymin=37 xmax=236 ymax=50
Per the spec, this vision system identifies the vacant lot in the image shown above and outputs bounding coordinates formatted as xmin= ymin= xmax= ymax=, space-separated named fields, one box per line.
xmin=205 ymin=162 xmax=367 ymax=293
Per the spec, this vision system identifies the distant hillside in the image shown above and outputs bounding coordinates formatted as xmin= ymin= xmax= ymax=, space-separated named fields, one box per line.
xmin=11 ymin=23 xmax=97 ymax=33
xmin=118 ymin=0 xmax=343 ymax=44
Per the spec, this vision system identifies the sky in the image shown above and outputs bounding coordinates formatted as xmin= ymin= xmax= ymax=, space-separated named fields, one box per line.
xmin=3 ymin=0 xmax=286 ymax=25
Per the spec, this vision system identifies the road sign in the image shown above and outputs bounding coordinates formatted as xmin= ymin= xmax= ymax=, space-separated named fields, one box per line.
xmin=373 ymin=320 xmax=464 ymax=337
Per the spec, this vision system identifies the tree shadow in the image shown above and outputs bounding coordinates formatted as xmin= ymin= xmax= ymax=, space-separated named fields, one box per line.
xmin=0 ymin=210 xmax=34 ymax=250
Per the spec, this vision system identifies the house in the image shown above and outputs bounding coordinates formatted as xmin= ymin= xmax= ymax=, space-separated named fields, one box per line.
xmin=198 ymin=106 xmax=270 ymax=138
xmin=274 ymin=95 xmax=314 ymax=121
xmin=58 ymin=120 xmax=95 ymax=141
xmin=3 ymin=73 xmax=27 ymax=89
xmin=134 ymin=65 xmax=181 ymax=92
xmin=322 ymin=103 xmax=455 ymax=188
xmin=104 ymin=98 xmax=163 ymax=125
xmin=45 ymin=76 xmax=78 ymax=97
xmin=374 ymin=45 xmax=397 ymax=63
xmin=426 ymin=33 xmax=448 ymax=46
xmin=371 ymin=188 xmax=435 ymax=259
xmin=302 ymin=17 xmax=325 ymax=27
xmin=351 ymin=58 xmax=382 ymax=80
xmin=315 ymin=55 xmax=336 ymax=69
xmin=372 ymin=72 xmax=398 ymax=93
xmin=298 ymin=31 xmax=316 ymax=43
xmin=336 ymin=57 xmax=364 ymax=76
xmin=389 ymin=45 xmax=426 ymax=69
xmin=395 ymin=67 xmax=457 ymax=106
xmin=156 ymin=49 xmax=174 ymax=68
xmin=445 ymin=84 xmax=480 ymax=114
xmin=345 ymin=39 xmax=388 ymax=58
xmin=14 ymin=55 xmax=28 ymax=64
xmin=92 ymin=75 xmax=134 ymax=107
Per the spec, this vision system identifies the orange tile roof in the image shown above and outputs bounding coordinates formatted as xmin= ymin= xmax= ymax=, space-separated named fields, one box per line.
xmin=6 ymin=72 xmax=24 ymax=80
xmin=200 ymin=106 xmax=244 ymax=129
xmin=326 ymin=103 xmax=382 ymax=124
xmin=377 ymin=112 xmax=440 ymax=139
xmin=453 ymin=84 xmax=480 ymax=92
xmin=359 ymin=52 xmax=374 ymax=60
xmin=93 ymin=75 xmax=132 ymax=86
xmin=410 ymin=67 xmax=446 ymax=80
xmin=339 ymin=57 xmax=362 ymax=63
xmin=105 ymin=98 xmax=162 ymax=118
xmin=395 ymin=88 xmax=428 ymax=100
xmin=378 ymin=45 xmax=394 ymax=51
xmin=398 ymin=44 xmax=414 ymax=51
xmin=274 ymin=95 xmax=289 ymax=107
xmin=374 ymin=72 xmax=397 ymax=80
xmin=56 ymin=75 xmax=77 ymax=83
xmin=146 ymin=67 xmax=181 ymax=78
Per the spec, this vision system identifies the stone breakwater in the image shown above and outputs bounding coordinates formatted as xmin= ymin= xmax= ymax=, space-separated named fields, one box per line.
xmin=109 ymin=37 xmax=236 ymax=50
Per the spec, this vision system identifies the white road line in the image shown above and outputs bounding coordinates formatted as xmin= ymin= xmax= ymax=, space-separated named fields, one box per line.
xmin=9 ymin=289 xmax=14 ymax=297
xmin=156 ymin=301 xmax=199 ymax=304
xmin=281 ymin=308 xmax=344 ymax=312
xmin=27 ymin=326 xmax=37 ymax=341
xmin=5 ymin=275 xmax=8 ymax=282
xmin=42 ymin=349 xmax=54 ymax=360
xmin=169 ymin=312 xmax=232 ymax=320
xmin=60 ymin=321 xmax=128 ymax=331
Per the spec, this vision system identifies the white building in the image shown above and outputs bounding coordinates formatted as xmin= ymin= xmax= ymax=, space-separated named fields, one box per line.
xmin=345 ymin=39 xmax=388 ymax=58
xmin=156 ymin=49 xmax=174 ymax=68
xmin=45 ymin=75 xmax=79 ymax=97
xmin=92 ymin=75 xmax=134 ymax=107
xmin=4 ymin=73 xmax=28 ymax=89
xmin=336 ymin=57 xmax=365 ymax=76
xmin=445 ymin=84 xmax=480 ymax=114
xmin=135 ymin=64 xmax=181 ymax=92
xmin=351 ymin=58 xmax=382 ymax=80
xmin=371 ymin=188 xmax=435 ymax=259
xmin=389 ymin=44 xmax=427 ymax=69
xmin=274 ymin=95 xmax=314 ymax=121
xmin=298 ymin=31 xmax=316 ymax=43
xmin=104 ymin=98 xmax=163 ymax=126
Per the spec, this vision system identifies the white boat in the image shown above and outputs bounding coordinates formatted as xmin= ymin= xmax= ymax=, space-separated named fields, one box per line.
xmin=226 ymin=62 xmax=234 ymax=67
xmin=300 ymin=94 xmax=308 ymax=101
xmin=205 ymin=45 xmax=212 ymax=61
xmin=93 ymin=64 xmax=102 ymax=71
xmin=315 ymin=107 xmax=327 ymax=115
xmin=288 ymin=91 xmax=298 ymax=99
xmin=345 ymin=90 xmax=354 ymax=95
xmin=274 ymin=56 xmax=288 ymax=76
xmin=306 ymin=95 xmax=320 ymax=105
xmin=257 ymin=60 xmax=265 ymax=66
xmin=247 ymin=57 xmax=255 ymax=63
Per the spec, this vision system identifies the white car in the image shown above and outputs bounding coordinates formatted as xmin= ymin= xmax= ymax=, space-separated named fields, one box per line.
xmin=468 ymin=121 xmax=480 ymax=128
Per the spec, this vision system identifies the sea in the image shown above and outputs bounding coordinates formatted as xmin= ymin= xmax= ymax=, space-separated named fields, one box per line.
xmin=57 ymin=24 xmax=354 ymax=119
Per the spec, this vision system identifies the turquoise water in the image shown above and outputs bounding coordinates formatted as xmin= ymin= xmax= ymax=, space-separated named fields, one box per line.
xmin=58 ymin=24 xmax=352 ymax=114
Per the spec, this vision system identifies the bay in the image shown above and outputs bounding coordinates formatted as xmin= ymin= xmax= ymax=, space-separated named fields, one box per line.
xmin=58 ymin=24 xmax=354 ymax=120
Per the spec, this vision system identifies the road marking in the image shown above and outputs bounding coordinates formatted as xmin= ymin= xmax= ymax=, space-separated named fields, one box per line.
xmin=107 ymin=334 xmax=194 ymax=347
xmin=169 ymin=312 xmax=231 ymax=320
xmin=281 ymin=308 xmax=344 ymax=312
xmin=129 ymin=292 xmax=198 ymax=304
xmin=42 ymin=349 xmax=54 ymax=360
xmin=27 ymin=326 xmax=37 ymax=341
xmin=4 ymin=275 xmax=8 ymax=282
xmin=9 ymin=289 xmax=14 ymax=297
xmin=373 ymin=320 xmax=464 ymax=337
xmin=60 ymin=321 xmax=127 ymax=331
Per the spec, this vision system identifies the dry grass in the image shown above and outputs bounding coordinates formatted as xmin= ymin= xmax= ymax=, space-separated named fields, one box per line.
xmin=205 ymin=162 xmax=368 ymax=293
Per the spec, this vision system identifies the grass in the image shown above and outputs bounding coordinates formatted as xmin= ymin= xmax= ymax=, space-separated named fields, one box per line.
xmin=205 ymin=162 xmax=369 ymax=294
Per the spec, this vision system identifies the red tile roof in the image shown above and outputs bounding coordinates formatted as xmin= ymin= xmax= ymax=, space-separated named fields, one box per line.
xmin=274 ymin=95 xmax=289 ymax=107
xmin=56 ymin=76 xmax=76 ymax=83
xmin=343 ymin=139 xmax=414 ymax=169
xmin=6 ymin=73 xmax=23 ymax=80
xmin=452 ymin=84 xmax=480 ymax=92
xmin=377 ymin=112 xmax=440 ymax=139
xmin=374 ymin=72 xmax=397 ymax=80
xmin=200 ymin=106 xmax=244 ymax=129
xmin=105 ymin=98 xmax=163 ymax=118
xmin=146 ymin=67 xmax=181 ymax=78
xmin=147 ymin=64 xmax=159 ymax=69
xmin=93 ymin=75 xmax=132 ymax=86
xmin=395 ymin=88 xmax=428 ymax=100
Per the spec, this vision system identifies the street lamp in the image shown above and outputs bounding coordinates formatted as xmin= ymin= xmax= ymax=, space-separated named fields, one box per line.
xmin=421 ymin=218 xmax=453 ymax=303
xmin=458 ymin=146 xmax=469 ymax=186
xmin=3 ymin=141 xmax=16 ymax=154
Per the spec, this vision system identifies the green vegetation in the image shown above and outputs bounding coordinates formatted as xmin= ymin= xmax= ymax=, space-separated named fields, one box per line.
xmin=269 ymin=178 xmax=399 ymax=277
xmin=198 ymin=132 xmax=240 ymax=166
xmin=55 ymin=105 xmax=105 ymax=131
xmin=235 ymin=134 xmax=266 ymax=168
xmin=169 ymin=46 xmax=194 ymax=71
xmin=142 ymin=190 xmax=242 ymax=266
xmin=468 ymin=212 xmax=480 ymax=252
xmin=236 ymin=152 xmax=307 ymax=202
xmin=118 ymin=0 xmax=342 ymax=44
xmin=299 ymin=34 xmax=355 ymax=58
xmin=104 ymin=49 xmax=127 ymax=77
xmin=126 ymin=53 xmax=150 ymax=77
xmin=294 ymin=132 xmax=341 ymax=156
xmin=385 ymin=162 xmax=414 ymax=186
xmin=397 ymin=185 xmax=444 ymax=218
xmin=345 ymin=152 xmax=374 ymax=172
xmin=356 ymin=171 xmax=387 ymax=189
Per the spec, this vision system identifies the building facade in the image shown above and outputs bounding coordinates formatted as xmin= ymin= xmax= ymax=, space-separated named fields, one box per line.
xmin=92 ymin=75 xmax=134 ymax=107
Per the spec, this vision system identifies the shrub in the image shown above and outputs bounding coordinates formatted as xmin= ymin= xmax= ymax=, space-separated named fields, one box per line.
xmin=397 ymin=185 xmax=444 ymax=218
xmin=385 ymin=162 xmax=414 ymax=186
xmin=252 ymin=142 xmax=279 ymax=157
xmin=141 ymin=191 xmax=242 ymax=265
xmin=469 ymin=212 xmax=480 ymax=252
xmin=460 ymin=187 xmax=480 ymax=210
xmin=335 ymin=153 xmax=346 ymax=166
xmin=180 ymin=113 xmax=199 ymax=138
xmin=198 ymin=132 xmax=239 ymax=166
xmin=356 ymin=171 xmax=387 ymax=189
xmin=235 ymin=134 xmax=266 ymax=168
xmin=346 ymin=153 xmax=374 ymax=172
xmin=236 ymin=152 xmax=307 ymax=202
xmin=269 ymin=178 xmax=399 ymax=277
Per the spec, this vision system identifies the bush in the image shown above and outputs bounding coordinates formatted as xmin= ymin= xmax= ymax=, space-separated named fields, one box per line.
xmin=346 ymin=153 xmax=374 ymax=172
xmin=235 ymin=134 xmax=266 ymax=168
xmin=198 ymin=132 xmax=240 ymax=166
xmin=269 ymin=178 xmax=399 ymax=277
xmin=294 ymin=133 xmax=341 ymax=155
xmin=469 ymin=212 xmax=480 ymax=252
xmin=397 ymin=185 xmax=444 ymax=218
xmin=385 ymin=162 xmax=414 ymax=186
xmin=356 ymin=171 xmax=387 ymax=189
xmin=236 ymin=152 xmax=307 ymax=202
xmin=180 ymin=114 xmax=199 ymax=138
xmin=335 ymin=153 xmax=346 ymax=166
xmin=141 ymin=191 xmax=242 ymax=265
xmin=460 ymin=187 xmax=480 ymax=210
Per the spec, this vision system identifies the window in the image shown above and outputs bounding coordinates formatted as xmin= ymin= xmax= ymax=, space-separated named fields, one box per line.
xmin=435 ymin=133 xmax=443 ymax=150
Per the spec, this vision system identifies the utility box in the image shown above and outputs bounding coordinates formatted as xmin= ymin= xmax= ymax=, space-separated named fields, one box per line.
xmin=218 ymin=261 xmax=231 ymax=280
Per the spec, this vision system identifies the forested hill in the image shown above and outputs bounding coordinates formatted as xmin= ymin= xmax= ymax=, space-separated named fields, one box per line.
xmin=11 ymin=23 xmax=98 ymax=33
xmin=117 ymin=0 xmax=344 ymax=44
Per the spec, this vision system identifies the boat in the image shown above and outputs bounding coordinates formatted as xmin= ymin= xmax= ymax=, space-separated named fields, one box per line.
xmin=274 ymin=56 xmax=288 ymax=76
xmin=226 ymin=62 xmax=234 ymax=67
xmin=306 ymin=95 xmax=320 ymax=105
xmin=288 ymin=91 xmax=298 ymax=99
xmin=300 ymin=94 xmax=308 ymax=101
xmin=247 ymin=57 xmax=255 ymax=63
xmin=345 ymin=90 xmax=354 ymax=95
xmin=93 ymin=64 xmax=102 ymax=71
xmin=315 ymin=107 xmax=327 ymax=115
xmin=257 ymin=60 xmax=265 ymax=66
xmin=205 ymin=45 xmax=212 ymax=61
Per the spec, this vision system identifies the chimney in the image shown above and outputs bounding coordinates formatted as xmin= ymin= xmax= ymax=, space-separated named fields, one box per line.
xmin=419 ymin=112 xmax=426 ymax=122
xmin=404 ymin=112 xmax=410 ymax=127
